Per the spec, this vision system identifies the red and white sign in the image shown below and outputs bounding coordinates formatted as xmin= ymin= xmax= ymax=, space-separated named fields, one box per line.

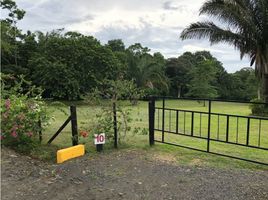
xmin=94 ymin=133 xmax=105 ymax=144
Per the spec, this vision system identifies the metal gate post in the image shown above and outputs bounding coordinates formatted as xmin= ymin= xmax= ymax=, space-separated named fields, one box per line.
xmin=207 ymin=100 xmax=211 ymax=152
xmin=149 ymin=97 xmax=155 ymax=146
xmin=162 ymin=97 xmax=165 ymax=142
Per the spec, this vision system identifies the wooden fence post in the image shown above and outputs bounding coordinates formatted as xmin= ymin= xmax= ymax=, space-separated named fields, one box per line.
xmin=113 ymin=102 xmax=118 ymax=148
xmin=38 ymin=119 xmax=42 ymax=143
xmin=70 ymin=106 xmax=78 ymax=146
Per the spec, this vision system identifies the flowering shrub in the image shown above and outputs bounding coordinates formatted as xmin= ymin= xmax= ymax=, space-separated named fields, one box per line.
xmin=77 ymin=130 xmax=90 ymax=145
xmin=1 ymin=74 xmax=50 ymax=152
xmin=79 ymin=130 xmax=89 ymax=138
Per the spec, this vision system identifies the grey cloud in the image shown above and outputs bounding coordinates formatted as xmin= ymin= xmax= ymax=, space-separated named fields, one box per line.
xmin=163 ymin=1 xmax=179 ymax=10
xmin=16 ymin=0 xmax=94 ymax=32
xmin=15 ymin=0 xmax=247 ymax=72
xmin=94 ymin=19 xmax=248 ymax=72
xmin=26 ymin=11 xmax=94 ymax=26
xmin=94 ymin=19 xmax=187 ymax=56
xmin=163 ymin=1 xmax=187 ymax=12
xmin=26 ymin=0 xmax=94 ymax=25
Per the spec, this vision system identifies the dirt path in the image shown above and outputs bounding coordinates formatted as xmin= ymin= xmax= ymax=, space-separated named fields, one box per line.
xmin=1 ymin=147 xmax=268 ymax=200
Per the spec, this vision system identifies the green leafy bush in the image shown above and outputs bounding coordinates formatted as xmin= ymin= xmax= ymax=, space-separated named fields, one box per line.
xmin=1 ymin=74 xmax=50 ymax=153
xmin=80 ymin=79 xmax=142 ymax=144
xmin=250 ymin=98 xmax=268 ymax=116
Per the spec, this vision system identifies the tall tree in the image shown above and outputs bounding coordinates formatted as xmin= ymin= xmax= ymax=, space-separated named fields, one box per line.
xmin=165 ymin=58 xmax=189 ymax=97
xmin=1 ymin=0 xmax=25 ymax=73
xmin=106 ymin=39 xmax=128 ymax=77
xmin=106 ymin=39 xmax=125 ymax=52
xmin=29 ymin=30 xmax=120 ymax=99
xmin=180 ymin=0 xmax=268 ymax=102
xmin=186 ymin=60 xmax=218 ymax=99
xmin=126 ymin=46 xmax=169 ymax=94
xmin=231 ymin=68 xmax=259 ymax=100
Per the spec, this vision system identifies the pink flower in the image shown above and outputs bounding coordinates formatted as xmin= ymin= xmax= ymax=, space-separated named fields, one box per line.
xmin=27 ymin=132 xmax=33 ymax=137
xmin=11 ymin=131 xmax=18 ymax=138
xmin=0 ymin=135 xmax=4 ymax=140
xmin=5 ymin=99 xmax=11 ymax=110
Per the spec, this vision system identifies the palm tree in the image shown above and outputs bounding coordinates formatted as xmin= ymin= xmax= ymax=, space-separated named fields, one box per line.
xmin=180 ymin=0 xmax=268 ymax=102
xmin=127 ymin=51 xmax=169 ymax=93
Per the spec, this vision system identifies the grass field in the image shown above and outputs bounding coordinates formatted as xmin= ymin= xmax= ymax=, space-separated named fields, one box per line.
xmin=41 ymin=99 xmax=268 ymax=170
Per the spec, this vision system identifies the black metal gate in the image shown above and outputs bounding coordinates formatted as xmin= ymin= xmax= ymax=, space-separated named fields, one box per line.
xmin=148 ymin=97 xmax=268 ymax=166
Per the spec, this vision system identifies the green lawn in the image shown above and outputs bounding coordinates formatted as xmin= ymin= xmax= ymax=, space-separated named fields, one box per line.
xmin=41 ymin=99 xmax=268 ymax=170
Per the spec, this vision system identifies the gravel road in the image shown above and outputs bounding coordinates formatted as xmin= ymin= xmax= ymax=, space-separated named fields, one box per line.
xmin=1 ymin=147 xmax=268 ymax=200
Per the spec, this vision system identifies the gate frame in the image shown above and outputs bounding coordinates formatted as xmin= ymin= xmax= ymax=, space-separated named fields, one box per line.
xmin=148 ymin=96 xmax=268 ymax=166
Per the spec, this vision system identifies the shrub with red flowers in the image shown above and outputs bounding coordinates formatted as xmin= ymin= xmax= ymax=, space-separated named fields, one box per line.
xmin=79 ymin=130 xmax=89 ymax=138
xmin=1 ymin=74 xmax=50 ymax=153
xmin=77 ymin=130 xmax=90 ymax=145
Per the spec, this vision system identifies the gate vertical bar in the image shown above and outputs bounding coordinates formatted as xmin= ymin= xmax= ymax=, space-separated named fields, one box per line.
xmin=246 ymin=118 xmax=250 ymax=146
xmin=113 ymin=102 xmax=118 ymax=148
xmin=162 ymin=97 xmax=165 ymax=142
xmin=149 ymin=97 xmax=155 ymax=146
xmin=70 ymin=105 xmax=78 ymax=146
xmin=191 ymin=112 xmax=194 ymax=136
xmin=226 ymin=116 xmax=229 ymax=142
xmin=176 ymin=110 xmax=179 ymax=133
xmin=207 ymin=100 xmax=211 ymax=152
xmin=258 ymin=120 xmax=261 ymax=147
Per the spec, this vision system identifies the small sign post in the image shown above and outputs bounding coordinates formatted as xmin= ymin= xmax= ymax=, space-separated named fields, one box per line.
xmin=94 ymin=133 xmax=105 ymax=152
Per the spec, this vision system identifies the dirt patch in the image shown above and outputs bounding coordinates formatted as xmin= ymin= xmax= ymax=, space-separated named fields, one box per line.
xmin=1 ymin=147 xmax=268 ymax=200
xmin=189 ymin=158 xmax=204 ymax=166
xmin=152 ymin=152 xmax=177 ymax=164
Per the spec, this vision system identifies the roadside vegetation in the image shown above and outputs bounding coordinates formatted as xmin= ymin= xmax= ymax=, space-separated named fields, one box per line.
xmin=1 ymin=0 xmax=267 ymax=171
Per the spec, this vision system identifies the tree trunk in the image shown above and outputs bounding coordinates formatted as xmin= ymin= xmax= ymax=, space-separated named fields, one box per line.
xmin=263 ymin=74 xmax=268 ymax=103
xmin=257 ymin=87 xmax=261 ymax=100
xmin=177 ymin=85 xmax=181 ymax=98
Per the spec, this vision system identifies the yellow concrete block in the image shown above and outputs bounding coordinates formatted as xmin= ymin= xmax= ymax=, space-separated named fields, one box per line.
xmin=57 ymin=144 xmax=85 ymax=164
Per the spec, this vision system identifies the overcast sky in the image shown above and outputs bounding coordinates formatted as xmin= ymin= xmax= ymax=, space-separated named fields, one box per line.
xmin=13 ymin=0 xmax=252 ymax=72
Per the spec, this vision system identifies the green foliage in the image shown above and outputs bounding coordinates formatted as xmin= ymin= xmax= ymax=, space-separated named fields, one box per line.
xmin=181 ymin=0 xmax=268 ymax=101
xmin=30 ymin=57 xmax=80 ymax=100
xmin=166 ymin=51 xmax=224 ymax=98
xmin=1 ymin=74 xmax=50 ymax=153
xmin=1 ymin=0 xmax=25 ymax=74
xmin=132 ymin=127 xmax=148 ymax=135
xmin=0 ymin=0 xmax=25 ymax=22
xmin=250 ymin=99 xmax=268 ymax=116
xmin=127 ymin=43 xmax=150 ymax=56
xmin=186 ymin=60 xmax=218 ymax=98
xmin=26 ymin=30 xmax=121 ymax=99
xmin=1 ymin=0 xmax=262 ymax=102
xmin=126 ymin=48 xmax=169 ymax=95
xmin=81 ymin=79 xmax=143 ymax=144
xmin=88 ymin=106 xmax=132 ymax=143
xmin=165 ymin=53 xmax=194 ymax=97
xmin=231 ymin=68 xmax=259 ymax=101
xmin=88 ymin=79 xmax=143 ymax=104
xmin=106 ymin=39 xmax=125 ymax=52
